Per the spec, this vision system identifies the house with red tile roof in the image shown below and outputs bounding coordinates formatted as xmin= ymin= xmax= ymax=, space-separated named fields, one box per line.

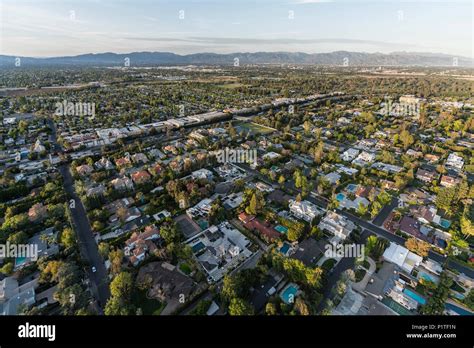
xmin=238 ymin=212 xmax=280 ymax=242
xmin=131 ymin=170 xmax=151 ymax=184
xmin=440 ymin=175 xmax=460 ymax=188
xmin=115 ymin=156 xmax=132 ymax=168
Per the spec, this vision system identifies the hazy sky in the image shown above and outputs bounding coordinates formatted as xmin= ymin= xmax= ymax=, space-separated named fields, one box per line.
xmin=0 ymin=0 xmax=472 ymax=57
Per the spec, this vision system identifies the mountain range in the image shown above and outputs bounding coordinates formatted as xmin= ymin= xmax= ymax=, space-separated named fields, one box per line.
xmin=1 ymin=51 xmax=472 ymax=67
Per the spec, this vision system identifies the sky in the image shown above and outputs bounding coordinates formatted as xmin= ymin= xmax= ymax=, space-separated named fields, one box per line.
xmin=0 ymin=0 xmax=472 ymax=58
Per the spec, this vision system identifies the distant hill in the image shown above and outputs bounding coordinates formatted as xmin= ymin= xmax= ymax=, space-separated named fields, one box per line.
xmin=0 ymin=51 xmax=472 ymax=67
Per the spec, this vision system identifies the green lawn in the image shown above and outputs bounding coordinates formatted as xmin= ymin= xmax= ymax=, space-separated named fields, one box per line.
xmin=355 ymin=269 xmax=366 ymax=282
xmin=179 ymin=262 xmax=192 ymax=275
xmin=237 ymin=122 xmax=275 ymax=135
xmin=132 ymin=289 xmax=166 ymax=315
xmin=322 ymin=258 xmax=337 ymax=271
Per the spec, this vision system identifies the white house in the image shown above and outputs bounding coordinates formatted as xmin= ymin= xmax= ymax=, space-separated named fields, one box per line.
xmin=318 ymin=211 xmax=356 ymax=242
xmin=341 ymin=148 xmax=359 ymax=162
xmin=191 ymin=168 xmax=214 ymax=181
xmin=446 ymin=153 xmax=464 ymax=170
xmin=289 ymin=199 xmax=323 ymax=222
xmin=382 ymin=242 xmax=422 ymax=273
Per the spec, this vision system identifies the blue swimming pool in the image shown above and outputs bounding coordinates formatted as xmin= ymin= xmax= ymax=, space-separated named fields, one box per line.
xmin=418 ymin=271 xmax=439 ymax=284
xmin=336 ymin=193 xmax=346 ymax=202
xmin=439 ymin=219 xmax=451 ymax=229
xmin=280 ymin=284 xmax=299 ymax=304
xmin=403 ymin=288 xmax=426 ymax=305
xmin=445 ymin=303 xmax=473 ymax=316
xmin=347 ymin=184 xmax=358 ymax=193
xmin=15 ymin=256 xmax=27 ymax=267
xmin=275 ymin=225 xmax=288 ymax=234
xmin=279 ymin=243 xmax=290 ymax=254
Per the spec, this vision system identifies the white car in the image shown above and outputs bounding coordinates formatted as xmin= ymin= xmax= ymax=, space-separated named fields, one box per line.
xmin=92 ymin=266 xmax=97 ymax=273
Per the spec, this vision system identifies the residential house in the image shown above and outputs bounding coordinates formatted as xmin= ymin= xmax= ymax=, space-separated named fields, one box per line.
xmin=28 ymin=203 xmax=48 ymax=222
xmin=76 ymin=164 xmax=93 ymax=176
xmin=0 ymin=276 xmax=37 ymax=315
xmin=446 ymin=153 xmax=464 ymax=170
xmin=125 ymin=225 xmax=160 ymax=266
xmin=95 ymin=157 xmax=114 ymax=170
xmin=111 ymin=176 xmax=134 ymax=191
xmin=191 ymin=168 xmax=214 ymax=181
xmin=131 ymin=170 xmax=151 ymax=184
xmin=238 ymin=212 xmax=280 ymax=242
xmin=424 ymin=154 xmax=440 ymax=163
xmin=383 ymin=242 xmax=422 ymax=273
xmin=132 ymin=153 xmax=149 ymax=164
xmin=318 ymin=211 xmax=356 ymax=243
xmin=416 ymin=169 xmax=437 ymax=183
xmin=341 ymin=148 xmax=359 ymax=162
xmin=289 ymin=199 xmax=323 ymax=222
xmin=399 ymin=216 xmax=423 ymax=239
xmin=115 ymin=156 xmax=132 ymax=168
xmin=148 ymin=163 xmax=163 ymax=176
xmin=440 ymin=175 xmax=460 ymax=188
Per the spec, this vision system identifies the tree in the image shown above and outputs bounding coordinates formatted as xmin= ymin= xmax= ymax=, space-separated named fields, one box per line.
xmin=370 ymin=200 xmax=382 ymax=219
xmin=7 ymin=231 xmax=28 ymax=244
xmin=228 ymin=298 xmax=254 ymax=315
xmin=460 ymin=208 xmax=474 ymax=240
xmin=245 ymin=191 xmax=264 ymax=216
xmin=294 ymin=298 xmax=310 ymax=315
xmin=365 ymin=235 xmax=378 ymax=256
xmin=357 ymin=202 xmax=368 ymax=216
xmin=405 ymin=237 xmax=430 ymax=257
xmin=60 ymin=227 xmax=76 ymax=248
xmin=98 ymin=242 xmax=110 ymax=258
xmin=435 ymin=187 xmax=456 ymax=215
xmin=110 ymin=272 xmax=133 ymax=299
xmin=221 ymin=274 xmax=244 ymax=302
xmin=399 ymin=130 xmax=414 ymax=150
xmin=54 ymin=283 xmax=88 ymax=315
xmin=312 ymin=142 xmax=324 ymax=164
xmin=105 ymin=271 xmax=135 ymax=315
xmin=287 ymin=227 xmax=303 ymax=242
xmin=109 ymin=249 xmax=124 ymax=275
xmin=420 ymin=273 xmax=453 ymax=315
xmin=160 ymin=223 xmax=181 ymax=244
xmin=265 ymin=302 xmax=278 ymax=315
xmin=278 ymin=175 xmax=286 ymax=186
xmin=39 ymin=260 xmax=63 ymax=283
xmin=117 ymin=206 xmax=128 ymax=222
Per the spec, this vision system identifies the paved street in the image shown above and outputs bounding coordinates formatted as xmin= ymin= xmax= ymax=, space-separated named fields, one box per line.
xmin=372 ymin=196 xmax=399 ymax=226
xmin=49 ymin=120 xmax=110 ymax=310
